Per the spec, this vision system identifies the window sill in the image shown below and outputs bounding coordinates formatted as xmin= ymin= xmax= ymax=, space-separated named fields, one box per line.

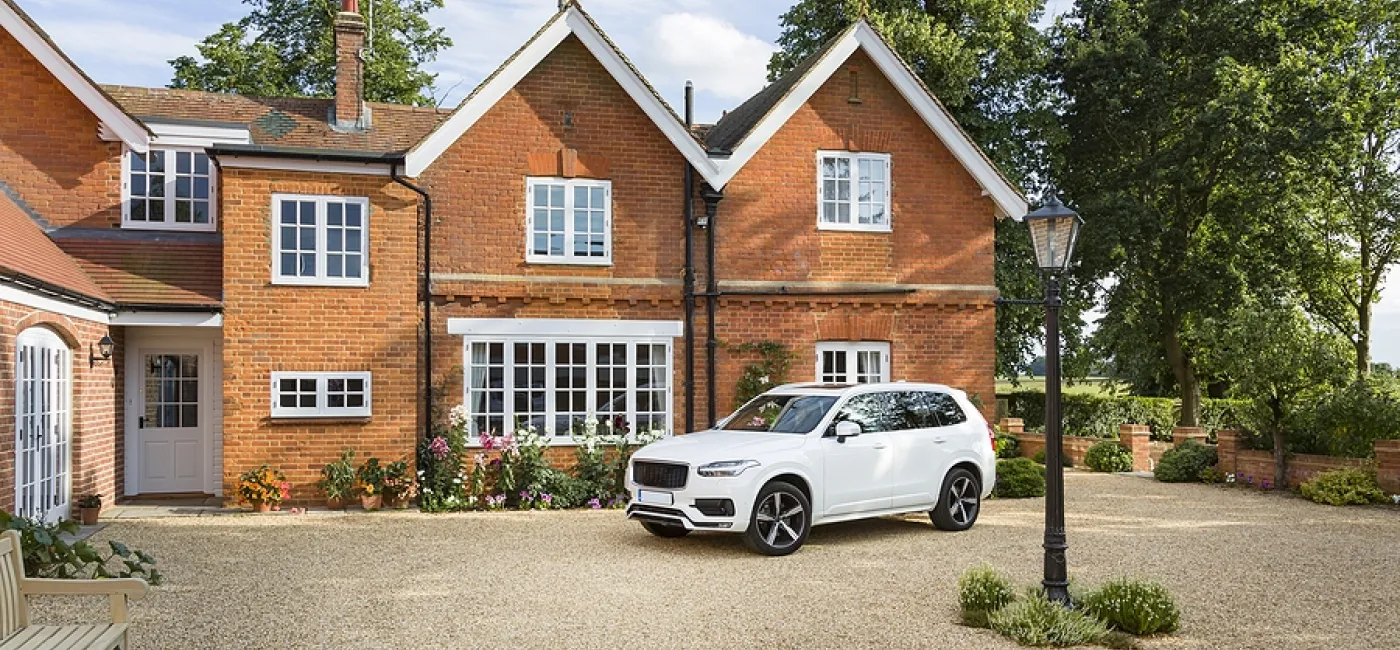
xmin=121 ymin=222 xmax=217 ymax=233
xmin=524 ymin=257 xmax=613 ymax=267
xmin=267 ymin=416 xmax=372 ymax=424
xmin=270 ymin=278 xmax=370 ymax=288
xmin=817 ymin=223 xmax=893 ymax=234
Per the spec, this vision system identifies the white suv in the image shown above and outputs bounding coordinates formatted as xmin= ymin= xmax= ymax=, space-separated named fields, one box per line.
xmin=625 ymin=382 xmax=996 ymax=555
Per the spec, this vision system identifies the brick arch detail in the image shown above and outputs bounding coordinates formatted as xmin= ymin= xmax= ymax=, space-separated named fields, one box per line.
xmin=814 ymin=312 xmax=895 ymax=342
xmin=12 ymin=312 xmax=84 ymax=349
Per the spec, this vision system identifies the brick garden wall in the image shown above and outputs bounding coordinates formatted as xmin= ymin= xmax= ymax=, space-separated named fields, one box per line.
xmin=0 ymin=30 xmax=123 ymax=229
xmin=1216 ymin=431 xmax=1400 ymax=493
xmin=0 ymin=300 xmax=122 ymax=515
xmin=219 ymin=168 xmax=420 ymax=504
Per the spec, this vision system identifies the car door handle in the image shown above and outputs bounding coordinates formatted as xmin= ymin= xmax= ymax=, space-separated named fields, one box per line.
xmin=933 ymin=437 xmax=948 ymax=444
xmin=873 ymin=442 xmax=889 ymax=450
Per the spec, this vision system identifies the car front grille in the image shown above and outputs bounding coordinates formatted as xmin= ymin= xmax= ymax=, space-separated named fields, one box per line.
xmin=633 ymin=461 xmax=688 ymax=489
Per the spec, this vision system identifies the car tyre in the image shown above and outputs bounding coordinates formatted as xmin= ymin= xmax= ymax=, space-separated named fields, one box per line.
xmin=743 ymin=481 xmax=811 ymax=556
xmin=930 ymin=467 xmax=981 ymax=531
xmin=640 ymin=521 xmax=692 ymax=538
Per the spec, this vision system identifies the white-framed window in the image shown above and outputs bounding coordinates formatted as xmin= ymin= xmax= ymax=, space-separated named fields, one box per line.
xmin=270 ymin=372 xmax=372 ymax=418
xmin=271 ymin=194 xmax=370 ymax=286
xmin=462 ymin=336 xmax=672 ymax=443
xmin=817 ymin=151 xmax=891 ymax=232
xmin=525 ymin=177 xmax=612 ymax=265
xmin=122 ymin=147 xmax=217 ymax=231
xmin=817 ymin=341 xmax=891 ymax=384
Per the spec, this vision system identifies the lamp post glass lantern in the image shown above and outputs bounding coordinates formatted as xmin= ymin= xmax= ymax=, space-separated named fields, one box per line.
xmin=1024 ymin=196 xmax=1081 ymax=605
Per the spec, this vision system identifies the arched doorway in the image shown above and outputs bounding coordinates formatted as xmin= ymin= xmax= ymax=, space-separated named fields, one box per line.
xmin=14 ymin=327 xmax=71 ymax=523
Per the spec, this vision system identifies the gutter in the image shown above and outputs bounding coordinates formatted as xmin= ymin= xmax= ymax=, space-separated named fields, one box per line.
xmin=390 ymin=163 xmax=435 ymax=444
xmin=0 ymin=271 xmax=115 ymax=312
xmin=206 ymin=144 xmax=405 ymax=165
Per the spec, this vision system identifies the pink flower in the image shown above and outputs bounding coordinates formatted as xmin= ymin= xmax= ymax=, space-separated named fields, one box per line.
xmin=428 ymin=436 xmax=451 ymax=460
xmin=588 ymin=498 xmax=602 ymax=509
xmin=479 ymin=433 xmax=496 ymax=450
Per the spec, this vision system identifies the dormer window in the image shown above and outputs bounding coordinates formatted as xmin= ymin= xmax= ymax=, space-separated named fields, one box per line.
xmin=817 ymin=151 xmax=890 ymax=232
xmin=123 ymin=148 xmax=216 ymax=231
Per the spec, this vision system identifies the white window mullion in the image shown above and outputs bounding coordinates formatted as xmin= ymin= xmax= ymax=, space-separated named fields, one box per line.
xmin=585 ymin=342 xmax=597 ymax=424
xmin=504 ymin=341 xmax=516 ymax=433
xmin=562 ymin=183 xmax=575 ymax=261
xmin=625 ymin=343 xmax=637 ymax=438
xmin=163 ymin=150 xmax=177 ymax=223
xmin=544 ymin=340 xmax=557 ymax=439
xmin=315 ymin=198 xmax=328 ymax=284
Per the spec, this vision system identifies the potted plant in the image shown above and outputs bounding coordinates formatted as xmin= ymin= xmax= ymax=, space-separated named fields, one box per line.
xmin=76 ymin=494 xmax=102 ymax=525
xmin=382 ymin=460 xmax=416 ymax=509
xmin=356 ymin=457 xmax=385 ymax=510
xmin=317 ymin=448 xmax=356 ymax=510
xmin=238 ymin=464 xmax=288 ymax=513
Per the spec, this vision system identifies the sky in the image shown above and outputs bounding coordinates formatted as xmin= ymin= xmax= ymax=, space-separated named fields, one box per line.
xmin=14 ymin=0 xmax=1399 ymax=364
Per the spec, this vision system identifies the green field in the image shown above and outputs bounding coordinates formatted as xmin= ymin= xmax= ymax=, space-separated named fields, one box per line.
xmin=995 ymin=376 xmax=1123 ymax=396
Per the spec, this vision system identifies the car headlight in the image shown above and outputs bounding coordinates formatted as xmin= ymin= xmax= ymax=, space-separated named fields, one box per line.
xmin=697 ymin=460 xmax=761 ymax=477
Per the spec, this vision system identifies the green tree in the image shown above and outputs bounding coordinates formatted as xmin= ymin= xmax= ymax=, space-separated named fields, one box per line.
xmin=1270 ymin=0 xmax=1400 ymax=379
xmin=1202 ymin=302 xmax=1350 ymax=488
xmin=1053 ymin=0 xmax=1316 ymax=424
xmin=169 ymin=0 xmax=451 ymax=106
xmin=769 ymin=0 xmax=1091 ymax=381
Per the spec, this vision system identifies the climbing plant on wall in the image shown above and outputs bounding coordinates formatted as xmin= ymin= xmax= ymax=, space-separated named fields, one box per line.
xmin=730 ymin=341 xmax=796 ymax=408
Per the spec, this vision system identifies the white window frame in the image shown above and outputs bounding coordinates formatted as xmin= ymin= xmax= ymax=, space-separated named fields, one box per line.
xmin=459 ymin=328 xmax=675 ymax=445
xmin=270 ymin=194 xmax=371 ymax=287
xmin=524 ymin=177 xmax=613 ymax=266
xmin=270 ymin=371 xmax=372 ymax=418
xmin=816 ymin=151 xmax=892 ymax=233
xmin=121 ymin=146 xmax=218 ymax=232
xmin=816 ymin=341 xmax=891 ymax=384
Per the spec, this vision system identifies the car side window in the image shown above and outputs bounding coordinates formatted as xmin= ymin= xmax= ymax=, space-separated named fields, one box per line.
xmin=902 ymin=391 xmax=941 ymax=428
xmin=831 ymin=391 xmax=905 ymax=434
xmin=929 ymin=392 xmax=968 ymax=426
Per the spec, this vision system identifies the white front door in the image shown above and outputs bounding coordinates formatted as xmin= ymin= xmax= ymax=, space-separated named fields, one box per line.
xmin=137 ymin=352 xmax=205 ymax=493
xmin=14 ymin=328 xmax=71 ymax=524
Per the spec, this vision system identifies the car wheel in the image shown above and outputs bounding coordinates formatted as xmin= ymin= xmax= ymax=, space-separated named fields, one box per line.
xmin=930 ymin=468 xmax=981 ymax=531
xmin=640 ymin=521 xmax=692 ymax=538
xmin=743 ymin=481 xmax=811 ymax=556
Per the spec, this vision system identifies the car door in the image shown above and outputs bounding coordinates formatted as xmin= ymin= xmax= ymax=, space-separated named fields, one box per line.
xmin=820 ymin=392 xmax=898 ymax=516
xmin=889 ymin=391 xmax=951 ymax=508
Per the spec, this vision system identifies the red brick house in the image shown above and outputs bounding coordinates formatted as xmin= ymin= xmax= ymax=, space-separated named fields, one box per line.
xmin=0 ymin=0 xmax=1022 ymax=513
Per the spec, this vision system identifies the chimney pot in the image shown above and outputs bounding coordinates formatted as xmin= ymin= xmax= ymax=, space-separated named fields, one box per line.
xmin=343 ymin=0 xmax=359 ymax=12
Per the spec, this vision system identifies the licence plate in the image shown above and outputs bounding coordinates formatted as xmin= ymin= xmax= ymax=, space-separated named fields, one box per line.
xmin=636 ymin=489 xmax=674 ymax=506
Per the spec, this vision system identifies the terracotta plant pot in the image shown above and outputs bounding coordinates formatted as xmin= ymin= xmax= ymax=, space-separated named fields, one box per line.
xmin=386 ymin=494 xmax=411 ymax=510
xmin=78 ymin=507 xmax=100 ymax=526
xmin=360 ymin=494 xmax=382 ymax=511
xmin=326 ymin=496 xmax=347 ymax=511
xmin=251 ymin=501 xmax=272 ymax=513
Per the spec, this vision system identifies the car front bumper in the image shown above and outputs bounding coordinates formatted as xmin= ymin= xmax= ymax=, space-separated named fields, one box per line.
xmin=624 ymin=469 xmax=758 ymax=533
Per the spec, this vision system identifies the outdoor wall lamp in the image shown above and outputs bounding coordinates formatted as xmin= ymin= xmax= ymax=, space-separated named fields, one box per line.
xmin=89 ymin=334 xmax=114 ymax=369
xmin=996 ymin=195 xmax=1084 ymax=606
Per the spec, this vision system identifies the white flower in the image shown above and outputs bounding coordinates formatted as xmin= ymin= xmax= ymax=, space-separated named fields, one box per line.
xmin=449 ymin=404 xmax=470 ymax=428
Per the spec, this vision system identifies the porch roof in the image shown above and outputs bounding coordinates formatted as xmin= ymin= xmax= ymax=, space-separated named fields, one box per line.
xmin=50 ymin=229 xmax=222 ymax=309
xmin=0 ymin=187 xmax=111 ymax=306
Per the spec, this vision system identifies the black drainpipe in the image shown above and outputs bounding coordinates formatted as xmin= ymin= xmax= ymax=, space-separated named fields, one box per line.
xmin=682 ymin=81 xmax=697 ymax=434
xmin=701 ymin=182 xmax=724 ymax=427
xmin=390 ymin=163 xmax=434 ymax=442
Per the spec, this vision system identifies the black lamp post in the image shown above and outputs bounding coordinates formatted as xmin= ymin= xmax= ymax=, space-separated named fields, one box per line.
xmin=1022 ymin=196 xmax=1083 ymax=605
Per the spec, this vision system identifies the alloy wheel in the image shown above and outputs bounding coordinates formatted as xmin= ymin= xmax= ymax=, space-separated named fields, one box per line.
xmin=754 ymin=491 xmax=806 ymax=549
xmin=948 ymin=475 xmax=979 ymax=526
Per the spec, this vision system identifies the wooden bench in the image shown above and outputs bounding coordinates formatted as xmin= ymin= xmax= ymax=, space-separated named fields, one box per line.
xmin=0 ymin=530 xmax=148 ymax=649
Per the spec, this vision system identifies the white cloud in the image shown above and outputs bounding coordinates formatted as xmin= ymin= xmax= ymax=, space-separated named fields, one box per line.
xmin=41 ymin=21 xmax=199 ymax=69
xmin=646 ymin=12 xmax=776 ymax=102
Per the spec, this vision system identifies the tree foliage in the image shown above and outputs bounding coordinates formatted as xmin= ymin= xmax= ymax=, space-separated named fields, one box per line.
xmin=169 ymin=0 xmax=451 ymax=106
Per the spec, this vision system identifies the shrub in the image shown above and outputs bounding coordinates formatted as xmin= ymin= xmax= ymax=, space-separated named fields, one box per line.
xmin=1002 ymin=392 xmax=1245 ymax=441
xmin=958 ymin=564 xmax=1017 ymax=627
xmin=1031 ymin=448 xmax=1072 ymax=467
xmin=0 ymin=512 xmax=163 ymax=585
xmin=996 ymin=434 xmax=1022 ymax=459
xmin=1299 ymin=468 xmax=1388 ymax=506
xmin=988 ymin=589 xmax=1108 ymax=647
xmin=1300 ymin=378 xmax=1400 ymax=458
xmin=1080 ymin=578 xmax=1181 ymax=636
xmin=1084 ymin=441 xmax=1134 ymax=473
xmin=237 ymin=464 xmax=288 ymax=506
xmin=1154 ymin=440 xmax=1217 ymax=483
xmin=356 ymin=457 xmax=385 ymax=497
xmin=317 ymin=448 xmax=356 ymax=500
xmin=995 ymin=458 xmax=1046 ymax=498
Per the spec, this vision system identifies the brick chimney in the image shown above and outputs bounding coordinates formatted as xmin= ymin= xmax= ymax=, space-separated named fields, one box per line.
xmin=334 ymin=0 xmax=367 ymax=129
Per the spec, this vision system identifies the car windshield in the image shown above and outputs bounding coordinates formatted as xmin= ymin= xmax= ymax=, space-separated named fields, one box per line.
xmin=720 ymin=394 xmax=838 ymax=434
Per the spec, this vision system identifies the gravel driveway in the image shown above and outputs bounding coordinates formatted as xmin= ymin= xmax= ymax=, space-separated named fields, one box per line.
xmin=31 ymin=473 xmax=1400 ymax=649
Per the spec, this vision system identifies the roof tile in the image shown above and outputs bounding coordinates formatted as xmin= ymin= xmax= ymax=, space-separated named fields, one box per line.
xmin=52 ymin=231 xmax=222 ymax=308
xmin=0 ymin=187 xmax=110 ymax=303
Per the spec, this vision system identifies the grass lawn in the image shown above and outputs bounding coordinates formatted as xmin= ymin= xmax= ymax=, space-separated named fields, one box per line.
xmin=996 ymin=376 xmax=1125 ymax=396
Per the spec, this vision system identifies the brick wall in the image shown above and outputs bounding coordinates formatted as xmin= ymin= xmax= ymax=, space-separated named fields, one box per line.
xmin=0 ymin=30 xmax=123 ymax=228
xmin=0 ymin=300 xmax=122 ymax=515
xmin=1216 ymin=430 xmax=1399 ymax=492
xmin=219 ymin=168 xmax=419 ymax=504
xmin=716 ymin=49 xmax=996 ymax=288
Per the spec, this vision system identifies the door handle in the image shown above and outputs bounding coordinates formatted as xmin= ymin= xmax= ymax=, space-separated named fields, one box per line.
xmin=873 ymin=442 xmax=889 ymax=450
xmin=138 ymin=416 xmax=145 ymax=429
xmin=933 ymin=437 xmax=948 ymax=444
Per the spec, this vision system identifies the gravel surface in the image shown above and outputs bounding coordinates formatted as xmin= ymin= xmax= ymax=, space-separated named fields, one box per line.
xmin=30 ymin=473 xmax=1400 ymax=649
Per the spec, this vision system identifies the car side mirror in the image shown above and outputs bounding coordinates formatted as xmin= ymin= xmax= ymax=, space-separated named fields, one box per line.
xmin=835 ymin=421 xmax=861 ymax=443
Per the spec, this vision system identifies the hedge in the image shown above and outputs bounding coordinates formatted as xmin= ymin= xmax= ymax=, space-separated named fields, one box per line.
xmin=1000 ymin=392 xmax=1246 ymax=441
